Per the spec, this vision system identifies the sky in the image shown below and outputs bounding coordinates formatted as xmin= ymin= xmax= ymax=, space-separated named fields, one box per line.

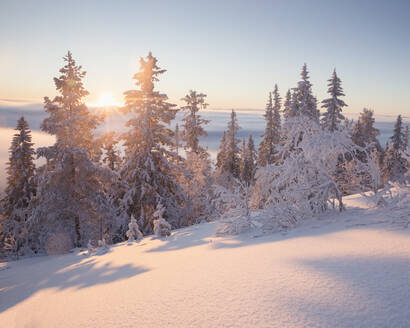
xmin=1 ymin=0 xmax=410 ymax=115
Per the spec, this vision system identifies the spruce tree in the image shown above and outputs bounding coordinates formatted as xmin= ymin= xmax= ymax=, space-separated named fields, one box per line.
xmin=258 ymin=92 xmax=274 ymax=166
xmin=120 ymin=52 xmax=187 ymax=234
xmin=391 ymin=115 xmax=405 ymax=150
xmin=283 ymin=89 xmax=292 ymax=122
xmin=224 ymin=110 xmax=241 ymax=178
xmin=180 ymin=90 xmax=209 ymax=154
xmin=272 ymin=84 xmax=282 ymax=144
xmin=101 ymin=131 xmax=121 ymax=171
xmin=293 ymin=63 xmax=319 ymax=121
xmin=321 ymin=69 xmax=347 ymax=132
xmin=1 ymin=117 xmax=36 ymax=255
xmin=216 ymin=131 xmax=227 ymax=170
xmin=241 ymin=135 xmax=257 ymax=186
xmin=258 ymin=85 xmax=281 ymax=167
xmin=3 ymin=117 xmax=36 ymax=216
xmin=174 ymin=124 xmax=180 ymax=156
xmin=31 ymin=52 xmax=115 ymax=251
xmin=383 ymin=115 xmax=408 ymax=183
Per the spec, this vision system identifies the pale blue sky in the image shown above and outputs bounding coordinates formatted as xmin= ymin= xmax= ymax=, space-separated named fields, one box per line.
xmin=1 ymin=0 xmax=409 ymax=115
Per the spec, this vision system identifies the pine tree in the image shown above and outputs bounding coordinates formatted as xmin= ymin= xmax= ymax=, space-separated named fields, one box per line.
xmin=31 ymin=52 xmax=115 ymax=251
xmin=1 ymin=117 xmax=36 ymax=255
xmin=120 ymin=52 xmax=187 ymax=234
xmin=180 ymin=90 xmax=209 ymax=154
xmin=321 ymin=69 xmax=347 ymax=132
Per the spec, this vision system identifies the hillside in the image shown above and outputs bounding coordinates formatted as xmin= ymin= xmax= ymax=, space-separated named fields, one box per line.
xmin=1 ymin=192 xmax=409 ymax=328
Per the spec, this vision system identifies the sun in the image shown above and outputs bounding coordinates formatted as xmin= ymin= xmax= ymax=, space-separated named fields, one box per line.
xmin=91 ymin=93 xmax=122 ymax=108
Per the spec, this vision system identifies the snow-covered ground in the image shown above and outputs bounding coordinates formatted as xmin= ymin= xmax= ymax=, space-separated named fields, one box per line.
xmin=1 ymin=192 xmax=409 ymax=328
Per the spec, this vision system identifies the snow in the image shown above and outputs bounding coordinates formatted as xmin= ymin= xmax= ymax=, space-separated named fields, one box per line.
xmin=1 ymin=192 xmax=409 ymax=328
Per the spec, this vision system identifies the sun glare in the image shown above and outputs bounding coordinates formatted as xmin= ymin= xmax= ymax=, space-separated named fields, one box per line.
xmin=91 ymin=93 xmax=122 ymax=108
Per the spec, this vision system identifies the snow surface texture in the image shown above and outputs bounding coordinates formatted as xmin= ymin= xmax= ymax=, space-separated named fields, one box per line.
xmin=1 ymin=192 xmax=409 ymax=328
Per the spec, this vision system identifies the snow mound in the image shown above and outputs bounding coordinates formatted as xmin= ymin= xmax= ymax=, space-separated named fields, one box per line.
xmin=0 ymin=191 xmax=409 ymax=328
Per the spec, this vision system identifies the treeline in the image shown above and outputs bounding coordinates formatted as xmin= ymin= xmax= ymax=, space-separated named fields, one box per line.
xmin=0 ymin=52 xmax=408 ymax=257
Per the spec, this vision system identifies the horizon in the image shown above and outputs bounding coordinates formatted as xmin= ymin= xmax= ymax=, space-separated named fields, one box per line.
xmin=1 ymin=0 xmax=410 ymax=116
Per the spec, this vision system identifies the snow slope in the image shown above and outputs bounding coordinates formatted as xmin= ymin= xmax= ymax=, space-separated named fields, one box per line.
xmin=1 ymin=193 xmax=409 ymax=328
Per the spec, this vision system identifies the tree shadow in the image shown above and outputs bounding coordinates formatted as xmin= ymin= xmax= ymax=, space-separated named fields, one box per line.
xmin=291 ymin=255 xmax=410 ymax=327
xmin=0 ymin=252 xmax=149 ymax=313
xmin=146 ymin=223 xmax=214 ymax=253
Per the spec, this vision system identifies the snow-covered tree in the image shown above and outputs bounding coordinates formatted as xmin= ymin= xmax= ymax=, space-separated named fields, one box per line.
xmin=241 ymin=135 xmax=257 ymax=186
xmin=216 ymin=131 xmax=227 ymax=170
xmin=120 ymin=52 xmax=187 ymax=234
xmin=404 ymin=126 xmax=409 ymax=150
xmin=174 ymin=123 xmax=180 ymax=156
xmin=182 ymin=151 xmax=214 ymax=224
xmin=272 ymin=84 xmax=282 ymax=143
xmin=252 ymin=119 xmax=365 ymax=228
xmin=321 ymin=69 xmax=347 ymax=132
xmin=101 ymin=131 xmax=121 ymax=171
xmin=153 ymin=202 xmax=172 ymax=237
xmin=293 ymin=64 xmax=319 ymax=122
xmin=382 ymin=116 xmax=408 ymax=183
xmin=180 ymin=90 xmax=209 ymax=154
xmin=29 ymin=52 xmax=116 ymax=252
xmin=352 ymin=108 xmax=381 ymax=164
xmin=391 ymin=115 xmax=405 ymax=150
xmin=1 ymin=117 xmax=36 ymax=255
xmin=283 ymin=89 xmax=292 ymax=122
xmin=215 ymin=110 xmax=241 ymax=184
xmin=3 ymin=117 xmax=36 ymax=216
xmin=258 ymin=86 xmax=281 ymax=166
xmin=126 ymin=214 xmax=143 ymax=242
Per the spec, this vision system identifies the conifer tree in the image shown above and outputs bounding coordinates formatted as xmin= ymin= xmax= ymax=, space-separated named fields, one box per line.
xmin=31 ymin=52 xmax=115 ymax=251
xmin=391 ymin=115 xmax=405 ymax=150
xmin=241 ymin=135 xmax=257 ymax=186
xmin=1 ymin=117 xmax=36 ymax=255
xmin=120 ymin=52 xmax=187 ymax=234
xmin=293 ymin=64 xmax=319 ymax=121
xmin=272 ymin=84 xmax=282 ymax=144
xmin=382 ymin=115 xmax=408 ymax=183
xmin=404 ymin=126 xmax=409 ymax=150
xmin=174 ymin=124 xmax=180 ymax=156
xmin=224 ymin=110 xmax=241 ymax=178
xmin=321 ymin=69 xmax=347 ymax=132
xmin=216 ymin=131 xmax=227 ymax=170
xmin=258 ymin=92 xmax=274 ymax=166
xmin=180 ymin=90 xmax=209 ymax=154
xmin=215 ymin=110 xmax=241 ymax=187
xmin=3 ymin=117 xmax=36 ymax=216
xmin=283 ymin=89 xmax=292 ymax=122
xmin=101 ymin=131 xmax=121 ymax=171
